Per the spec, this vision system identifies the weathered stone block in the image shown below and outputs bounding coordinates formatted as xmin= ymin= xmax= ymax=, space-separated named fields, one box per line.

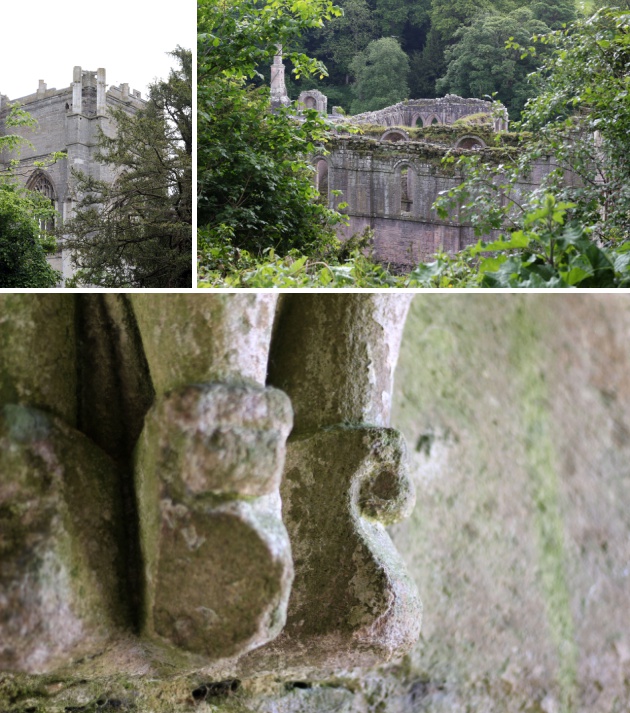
xmin=240 ymin=425 xmax=421 ymax=676
xmin=134 ymin=382 xmax=294 ymax=660
xmin=0 ymin=404 xmax=127 ymax=673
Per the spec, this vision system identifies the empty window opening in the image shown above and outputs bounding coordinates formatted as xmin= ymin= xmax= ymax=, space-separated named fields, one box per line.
xmin=457 ymin=137 xmax=483 ymax=150
xmin=315 ymin=159 xmax=329 ymax=203
xmin=401 ymin=167 xmax=412 ymax=213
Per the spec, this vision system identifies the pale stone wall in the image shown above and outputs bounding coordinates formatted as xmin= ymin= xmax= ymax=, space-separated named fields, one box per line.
xmin=339 ymin=95 xmax=502 ymax=129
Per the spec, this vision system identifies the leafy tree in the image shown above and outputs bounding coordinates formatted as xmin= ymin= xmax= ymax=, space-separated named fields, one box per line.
xmin=61 ymin=48 xmax=192 ymax=288
xmin=429 ymin=0 xmax=494 ymax=42
xmin=415 ymin=8 xmax=630 ymax=288
xmin=312 ymin=0 xmax=378 ymax=84
xmin=0 ymin=183 xmax=60 ymax=288
xmin=530 ymin=0 xmax=577 ymax=29
xmin=436 ymin=8 xmax=550 ymax=117
xmin=349 ymin=37 xmax=410 ymax=113
xmin=197 ymin=0 xmax=346 ymax=268
xmin=516 ymin=7 xmax=630 ymax=243
xmin=0 ymin=104 xmax=60 ymax=288
xmin=373 ymin=0 xmax=432 ymax=46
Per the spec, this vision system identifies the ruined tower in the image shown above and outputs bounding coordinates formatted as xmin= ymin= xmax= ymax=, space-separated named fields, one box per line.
xmin=0 ymin=68 xmax=146 ymax=283
xmin=270 ymin=46 xmax=291 ymax=110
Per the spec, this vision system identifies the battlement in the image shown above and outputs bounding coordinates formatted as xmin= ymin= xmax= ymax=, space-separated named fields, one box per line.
xmin=0 ymin=66 xmax=146 ymax=116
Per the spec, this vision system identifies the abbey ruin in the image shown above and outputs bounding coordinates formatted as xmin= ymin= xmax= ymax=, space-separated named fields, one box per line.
xmin=0 ymin=68 xmax=146 ymax=283
xmin=269 ymin=52 xmax=558 ymax=269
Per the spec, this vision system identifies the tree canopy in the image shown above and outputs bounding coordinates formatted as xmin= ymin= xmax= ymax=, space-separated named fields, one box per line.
xmin=436 ymin=8 xmax=550 ymax=117
xmin=197 ymin=0 xmax=347 ymax=272
xmin=62 ymin=48 xmax=192 ymax=288
xmin=349 ymin=37 xmax=410 ymax=113
xmin=0 ymin=104 xmax=60 ymax=288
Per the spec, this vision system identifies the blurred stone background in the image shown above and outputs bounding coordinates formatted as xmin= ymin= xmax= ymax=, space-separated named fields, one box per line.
xmin=387 ymin=294 xmax=630 ymax=713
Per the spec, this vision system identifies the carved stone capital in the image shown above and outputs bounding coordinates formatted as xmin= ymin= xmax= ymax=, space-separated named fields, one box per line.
xmin=239 ymin=425 xmax=421 ymax=676
xmin=134 ymin=382 xmax=294 ymax=660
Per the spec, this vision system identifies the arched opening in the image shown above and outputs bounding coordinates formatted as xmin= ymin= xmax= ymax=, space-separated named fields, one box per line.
xmin=396 ymin=163 xmax=415 ymax=215
xmin=455 ymin=136 xmax=485 ymax=150
xmin=431 ymin=117 xmax=440 ymax=126
xmin=314 ymin=158 xmax=329 ymax=204
xmin=381 ymin=129 xmax=409 ymax=143
xmin=401 ymin=167 xmax=412 ymax=213
xmin=27 ymin=172 xmax=57 ymax=235
xmin=305 ymin=96 xmax=316 ymax=109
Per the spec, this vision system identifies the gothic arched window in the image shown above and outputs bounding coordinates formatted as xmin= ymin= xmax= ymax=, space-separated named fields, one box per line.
xmin=27 ymin=172 xmax=57 ymax=235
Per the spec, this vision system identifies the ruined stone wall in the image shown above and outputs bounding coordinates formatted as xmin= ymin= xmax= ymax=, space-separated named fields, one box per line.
xmin=321 ymin=136 xmax=556 ymax=269
xmin=0 ymin=69 xmax=146 ymax=281
xmin=338 ymin=95 xmax=501 ymax=129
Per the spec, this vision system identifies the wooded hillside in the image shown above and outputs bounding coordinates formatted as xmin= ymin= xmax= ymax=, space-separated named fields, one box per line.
xmin=289 ymin=0 xmax=615 ymax=117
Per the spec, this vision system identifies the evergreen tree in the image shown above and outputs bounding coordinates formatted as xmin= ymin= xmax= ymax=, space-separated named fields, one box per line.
xmin=62 ymin=48 xmax=192 ymax=288
xmin=409 ymin=27 xmax=447 ymax=98
xmin=350 ymin=37 xmax=410 ymax=113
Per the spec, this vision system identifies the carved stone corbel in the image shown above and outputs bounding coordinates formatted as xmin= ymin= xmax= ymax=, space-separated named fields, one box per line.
xmin=240 ymin=294 xmax=422 ymax=675
xmin=130 ymin=295 xmax=295 ymax=661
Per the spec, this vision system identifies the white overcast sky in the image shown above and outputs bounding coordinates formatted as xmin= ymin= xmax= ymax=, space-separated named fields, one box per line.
xmin=1 ymin=1 xmax=195 ymax=101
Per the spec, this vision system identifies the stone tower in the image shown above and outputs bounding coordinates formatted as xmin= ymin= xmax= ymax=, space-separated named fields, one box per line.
xmin=270 ymin=45 xmax=291 ymax=110
xmin=0 ymin=67 xmax=146 ymax=283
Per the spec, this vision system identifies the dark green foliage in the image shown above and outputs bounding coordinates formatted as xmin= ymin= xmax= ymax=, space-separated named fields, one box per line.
xmin=414 ymin=8 xmax=630 ymax=288
xmin=62 ymin=48 xmax=192 ymax=288
xmin=409 ymin=28 xmax=447 ymax=98
xmin=0 ymin=104 xmax=61 ymax=288
xmin=349 ymin=37 xmax=410 ymax=113
xmin=429 ymin=0 xmax=495 ymax=41
xmin=297 ymin=0 xmax=576 ymax=115
xmin=197 ymin=0 xmax=346 ymax=270
xmin=530 ymin=0 xmax=576 ymax=29
xmin=0 ymin=183 xmax=59 ymax=288
xmin=436 ymin=8 xmax=550 ymax=118
xmin=310 ymin=0 xmax=379 ymax=84
xmin=520 ymin=7 xmax=630 ymax=243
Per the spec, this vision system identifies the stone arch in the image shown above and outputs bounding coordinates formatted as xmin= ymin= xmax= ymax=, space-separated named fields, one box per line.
xmin=411 ymin=114 xmax=422 ymax=128
xmin=313 ymin=156 xmax=329 ymax=204
xmin=298 ymin=89 xmax=328 ymax=115
xmin=27 ymin=171 xmax=57 ymax=233
xmin=454 ymin=135 xmax=486 ymax=150
xmin=381 ymin=128 xmax=410 ymax=143
xmin=427 ymin=115 xmax=441 ymax=126
xmin=393 ymin=160 xmax=417 ymax=215
xmin=27 ymin=170 xmax=56 ymax=201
